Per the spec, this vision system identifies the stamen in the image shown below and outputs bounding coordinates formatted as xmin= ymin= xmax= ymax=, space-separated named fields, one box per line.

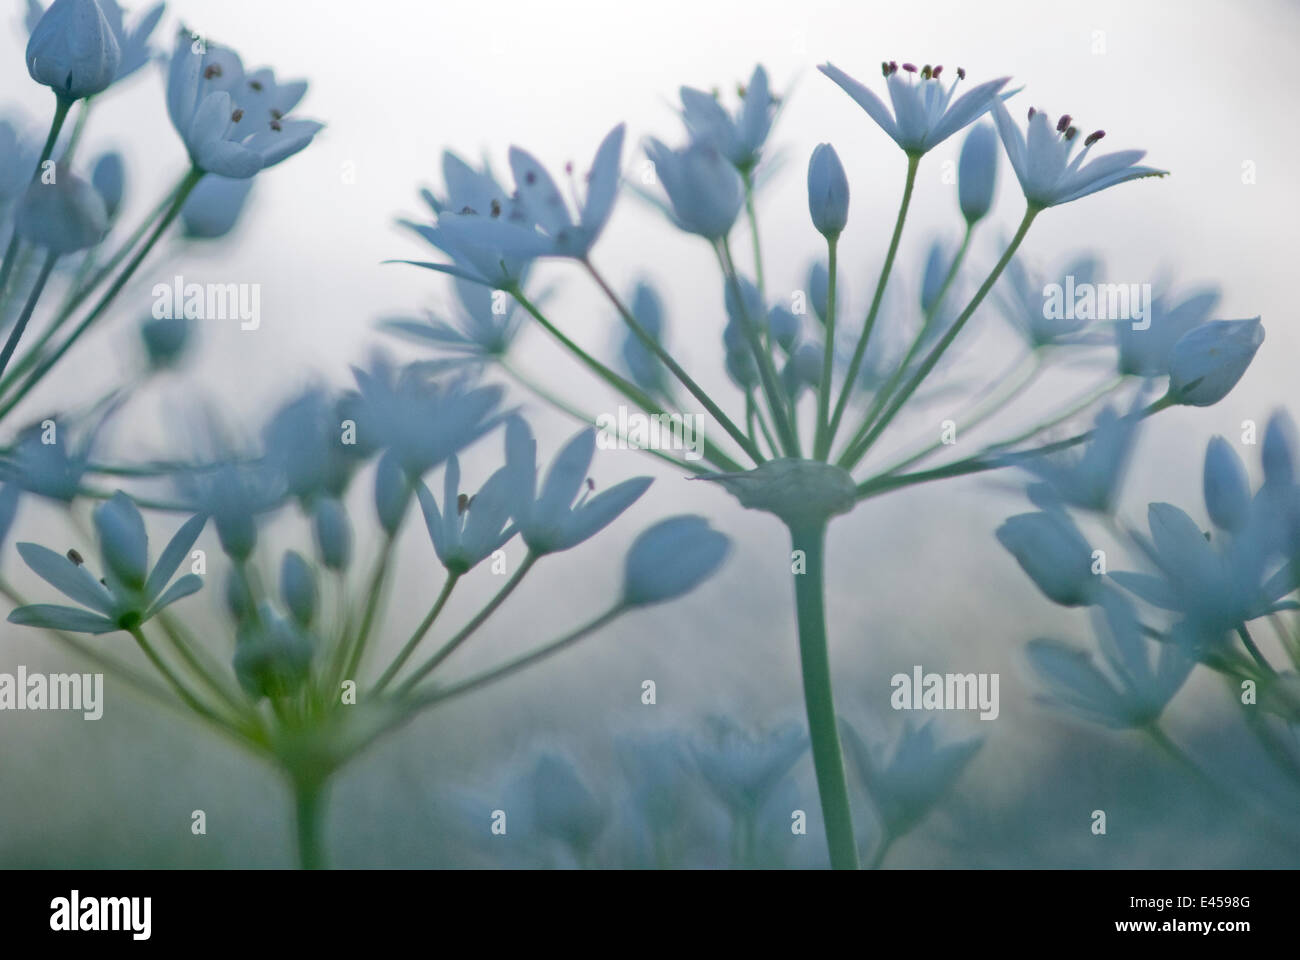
xmin=460 ymin=205 xmax=478 ymax=215
xmin=921 ymin=64 xmax=932 ymax=80
xmin=881 ymin=61 xmax=890 ymax=78
xmin=231 ymin=108 xmax=244 ymax=123
xmin=457 ymin=493 xmax=471 ymax=515
xmin=932 ymin=65 xmax=943 ymax=78
xmin=249 ymin=80 xmax=263 ymax=92
xmin=902 ymin=62 xmax=917 ymax=73
xmin=1084 ymin=130 xmax=1105 ymax=146
xmin=888 ymin=61 xmax=898 ymax=75
xmin=1064 ymin=126 xmax=1077 ymax=140
xmin=271 ymin=108 xmax=284 ymax=120
xmin=1028 ymin=107 xmax=1036 ymax=120
xmin=490 ymin=198 xmax=502 ymax=218
xmin=203 ymin=64 xmax=222 ymax=80
xmin=956 ymin=66 xmax=966 ymax=80
xmin=67 ymin=549 xmax=84 ymax=566
xmin=1056 ymin=114 xmax=1071 ymax=133
xmin=269 ymin=119 xmax=282 ymax=131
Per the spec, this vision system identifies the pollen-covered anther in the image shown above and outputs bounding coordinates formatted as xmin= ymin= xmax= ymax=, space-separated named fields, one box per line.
xmin=932 ymin=65 xmax=944 ymax=78
xmin=1064 ymin=126 xmax=1078 ymax=140
xmin=249 ymin=80 xmax=263 ymax=91
xmin=270 ymin=108 xmax=283 ymax=120
xmin=956 ymin=66 xmax=966 ymax=79
xmin=231 ymin=108 xmax=244 ymax=123
xmin=1056 ymin=114 xmax=1072 ymax=132
xmin=203 ymin=64 xmax=222 ymax=79
xmin=1027 ymin=107 xmax=1037 ymax=120
xmin=921 ymin=64 xmax=932 ymax=80
xmin=902 ymin=62 xmax=917 ymax=73
xmin=269 ymin=119 xmax=282 ymax=131
xmin=1084 ymin=130 xmax=1106 ymax=146
xmin=489 ymin=198 xmax=502 ymax=218
xmin=66 ymin=549 xmax=84 ymax=566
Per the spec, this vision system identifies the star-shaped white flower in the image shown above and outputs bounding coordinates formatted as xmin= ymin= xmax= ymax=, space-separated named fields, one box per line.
xmin=992 ymin=101 xmax=1167 ymax=208
xmin=819 ymin=60 xmax=1010 ymax=155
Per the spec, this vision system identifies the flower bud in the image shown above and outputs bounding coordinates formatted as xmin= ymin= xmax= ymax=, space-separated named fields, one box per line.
xmin=140 ymin=314 xmax=194 ymax=370
xmin=957 ymin=123 xmax=998 ymax=223
xmin=93 ymin=491 xmax=147 ymax=590
xmin=622 ymin=515 xmax=730 ymax=606
xmin=996 ymin=511 xmax=1101 ymax=607
xmin=767 ymin=305 xmax=800 ymax=353
xmin=90 ymin=150 xmax=124 ymax=220
xmin=15 ymin=165 xmax=108 ymax=254
xmin=374 ymin=451 xmax=411 ymax=536
xmin=280 ymin=550 xmax=316 ymax=628
xmin=26 ymin=0 xmax=121 ymax=101
xmin=1203 ymin=436 xmax=1251 ymax=532
xmin=312 ymin=497 xmax=352 ymax=571
xmin=1262 ymin=410 xmax=1297 ymax=489
xmin=644 ymin=138 xmax=743 ymax=239
xmin=1169 ymin=318 xmax=1264 ymax=407
xmin=807 ymin=142 xmax=849 ymax=237
xmin=233 ymin=611 xmax=314 ymax=700
xmin=181 ymin=174 xmax=256 ymax=240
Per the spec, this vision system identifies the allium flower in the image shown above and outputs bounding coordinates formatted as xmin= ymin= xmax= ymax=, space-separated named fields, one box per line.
xmin=26 ymin=0 xmax=164 ymax=84
xmin=14 ymin=165 xmax=109 ymax=253
xmin=340 ymin=355 xmax=504 ymax=476
xmin=0 ymin=116 xmax=40 ymax=207
xmin=173 ymin=461 xmax=284 ymax=560
xmin=807 ymin=142 xmax=849 ymax=238
xmin=90 ymin=150 xmax=124 ymax=220
xmin=1115 ymin=286 xmax=1218 ymax=377
xmin=8 ymin=491 xmax=205 ymax=634
xmin=523 ymin=753 xmax=607 ymax=862
xmin=679 ymin=65 xmax=776 ymax=171
xmin=1167 ymin=318 xmax=1264 ymax=407
xmin=841 ymin=719 xmax=983 ymax=838
xmin=416 ymin=455 xmax=516 ymax=574
xmin=643 ymin=138 xmax=744 ymax=239
xmin=262 ymin=387 xmax=355 ymax=502
xmin=619 ymin=282 xmax=669 ymax=396
xmin=1022 ymin=405 xmax=1140 ymax=514
xmin=26 ymin=0 xmax=121 ymax=101
xmin=3 ymin=418 xmax=97 ymax=501
xmin=996 ymin=509 xmax=1102 ymax=607
xmin=622 ymin=515 xmax=731 ymax=606
xmin=505 ymin=417 xmax=651 ymax=555
xmin=496 ymin=124 xmax=626 ymax=259
xmin=1111 ymin=502 xmax=1294 ymax=633
xmin=992 ymin=101 xmax=1167 ymax=208
xmin=690 ymin=716 xmax=807 ymax=817
xmin=381 ymin=276 xmax=524 ymax=366
xmin=398 ymin=152 xmax=537 ymax=289
xmin=995 ymin=251 xmax=1101 ymax=347
xmin=957 ymin=122 xmax=999 ymax=223
xmin=1025 ymin=593 xmax=1192 ymax=729
xmin=180 ymin=174 xmax=255 ymax=239
xmin=165 ymin=28 xmax=321 ymax=178
xmin=820 ymin=61 xmax=1009 ymax=156
xmin=1203 ymin=436 xmax=1252 ymax=532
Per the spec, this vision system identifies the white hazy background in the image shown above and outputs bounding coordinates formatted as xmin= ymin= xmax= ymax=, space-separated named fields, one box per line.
xmin=0 ymin=0 xmax=1296 ymax=866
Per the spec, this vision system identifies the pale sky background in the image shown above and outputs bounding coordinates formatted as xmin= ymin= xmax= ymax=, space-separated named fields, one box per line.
xmin=0 ymin=0 xmax=1297 ymax=866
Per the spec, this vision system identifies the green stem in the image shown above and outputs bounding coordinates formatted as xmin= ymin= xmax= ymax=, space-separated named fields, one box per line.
xmin=853 ymin=394 xmax=1174 ymax=500
xmin=0 ymin=167 xmax=204 ymax=421
xmin=787 ymin=518 xmax=859 ymax=869
xmin=813 ymin=236 xmax=839 ymax=460
xmin=742 ymin=169 xmax=766 ymax=303
xmin=717 ymin=239 xmax=799 ymax=456
xmin=407 ymin=606 xmax=622 ymax=709
xmin=1237 ymin=623 xmax=1276 ymax=677
xmin=128 ymin=623 xmax=228 ymax=728
xmin=879 ymin=349 xmax=1044 ymax=476
xmin=0 ymin=97 xmax=72 ymax=302
xmin=0 ymin=251 xmax=58 ymax=379
xmin=499 ymin=358 xmax=708 ymax=475
xmin=840 ymin=205 xmax=1039 ymax=468
xmin=372 ymin=572 xmax=460 ymax=693
xmin=339 ymin=533 xmax=397 ymax=684
xmin=292 ymin=775 xmax=330 ymax=869
xmin=396 ymin=553 xmax=539 ymax=695
xmin=825 ymin=153 xmax=920 ymax=447
xmin=582 ymin=259 xmax=762 ymax=466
